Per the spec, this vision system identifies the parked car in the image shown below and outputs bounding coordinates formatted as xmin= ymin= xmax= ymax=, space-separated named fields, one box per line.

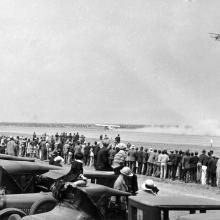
xmin=0 ymin=159 xmax=61 ymax=194
xmin=6 ymin=183 xmax=131 ymax=220
xmin=0 ymin=192 xmax=56 ymax=220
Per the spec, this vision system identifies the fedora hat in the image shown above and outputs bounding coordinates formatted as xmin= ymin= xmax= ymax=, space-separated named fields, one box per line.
xmin=141 ymin=179 xmax=156 ymax=191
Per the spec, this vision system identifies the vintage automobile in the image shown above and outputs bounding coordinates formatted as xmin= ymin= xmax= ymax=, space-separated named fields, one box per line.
xmin=0 ymin=159 xmax=61 ymax=194
xmin=0 ymin=192 xmax=56 ymax=220
xmin=128 ymin=191 xmax=220 ymax=220
xmin=6 ymin=183 xmax=131 ymax=220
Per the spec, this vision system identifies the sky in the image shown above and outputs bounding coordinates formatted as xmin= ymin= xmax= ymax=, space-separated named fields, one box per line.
xmin=0 ymin=0 xmax=220 ymax=126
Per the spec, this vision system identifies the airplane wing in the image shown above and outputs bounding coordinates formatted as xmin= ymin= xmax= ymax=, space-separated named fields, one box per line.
xmin=95 ymin=124 xmax=120 ymax=129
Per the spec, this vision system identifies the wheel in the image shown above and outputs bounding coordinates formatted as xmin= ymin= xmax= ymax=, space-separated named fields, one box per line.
xmin=8 ymin=214 xmax=22 ymax=220
xmin=0 ymin=208 xmax=26 ymax=220
xmin=29 ymin=197 xmax=57 ymax=215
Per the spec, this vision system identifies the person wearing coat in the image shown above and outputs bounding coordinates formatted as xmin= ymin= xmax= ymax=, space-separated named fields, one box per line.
xmin=136 ymin=147 xmax=144 ymax=174
xmin=128 ymin=146 xmax=136 ymax=173
xmin=96 ymin=142 xmax=112 ymax=171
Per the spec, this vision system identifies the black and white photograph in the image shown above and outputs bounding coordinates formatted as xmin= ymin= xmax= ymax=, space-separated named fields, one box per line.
xmin=0 ymin=0 xmax=220 ymax=220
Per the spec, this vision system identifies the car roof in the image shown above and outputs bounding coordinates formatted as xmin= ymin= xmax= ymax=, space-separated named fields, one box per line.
xmin=0 ymin=154 xmax=35 ymax=162
xmin=0 ymin=160 xmax=61 ymax=175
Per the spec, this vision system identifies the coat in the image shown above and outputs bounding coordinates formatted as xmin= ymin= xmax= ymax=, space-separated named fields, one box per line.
xmin=128 ymin=149 xmax=136 ymax=162
xmin=6 ymin=140 xmax=17 ymax=156
xmin=96 ymin=146 xmax=111 ymax=171
xmin=136 ymin=150 xmax=144 ymax=163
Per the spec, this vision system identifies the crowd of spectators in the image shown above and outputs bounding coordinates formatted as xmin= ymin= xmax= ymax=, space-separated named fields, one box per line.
xmin=0 ymin=132 xmax=218 ymax=187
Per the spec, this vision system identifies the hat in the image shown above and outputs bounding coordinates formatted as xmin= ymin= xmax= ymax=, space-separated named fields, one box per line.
xmin=141 ymin=179 xmax=156 ymax=191
xmin=131 ymin=145 xmax=135 ymax=149
xmin=111 ymin=162 xmax=121 ymax=169
xmin=120 ymin=167 xmax=133 ymax=177
xmin=117 ymin=143 xmax=127 ymax=150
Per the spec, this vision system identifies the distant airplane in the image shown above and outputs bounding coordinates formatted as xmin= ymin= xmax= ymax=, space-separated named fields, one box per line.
xmin=95 ymin=124 xmax=120 ymax=130
xmin=209 ymin=33 xmax=220 ymax=41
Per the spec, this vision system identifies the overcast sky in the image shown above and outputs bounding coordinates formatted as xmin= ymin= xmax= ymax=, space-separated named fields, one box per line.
xmin=0 ymin=0 xmax=220 ymax=125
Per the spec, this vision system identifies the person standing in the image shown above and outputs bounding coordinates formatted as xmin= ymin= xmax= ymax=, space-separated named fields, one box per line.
xmin=111 ymin=167 xmax=134 ymax=210
xmin=109 ymin=146 xmax=116 ymax=166
xmin=74 ymin=141 xmax=82 ymax=157
xmin=128 ymin=145 xmax=136 ymax=173
xmin=112 ymin=143 xmax=127 ymax=174
xmin=96 ymin=141 xmax=112 ymax=171
xmin=115 ymin=134 xmax=121 ymax=144
xmin=89 ymin=146 xmax=94 ymax=166
xmin=83 ymin=142 xmax=91 ymax=166
xmin=182 ymin=151 xmax=191 ymax=183
xmin=63 ymin=140 xmax=70 ymax=164
xmin=199 ymin=150 xmax=209 ymax=185
xmin=6 ymin=137 xmax=17 ymax=156
xmin=93 ymin=141 xmax=100 ymax=169
xmin=137 ymin=147 xmax=144 ymax=174
xmin=189 ymin=152 xmax=199 ymax=182
xmin=147 ymin=148 xmax=156 ymax=176
xmin=142 ymin=148 xmax=149 ymax=175
xmin=159 ymin=150 xmax=169 ymax=179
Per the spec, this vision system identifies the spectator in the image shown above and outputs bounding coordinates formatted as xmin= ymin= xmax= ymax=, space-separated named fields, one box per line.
xmin=96 ymin=141 xmax=112 ymax=171
xmin=137 ymin=147 xmax=144 ymax=174
xmin=83 ymin=142 xmax=91 ymax=166
xmin=112 ymin=143 xmax=127 ymax=174
xmin=189 ymin=152 xmax=199 ymax=182
xmin=93 ymin=141 xmax=100 ymax=169
xmin=63 ymin=140 xmax=70 ymax=164
xmin=64 ymin=152 xmax=86 ymax=182
xmin=115 ymin=134 xmax=121 ymax=144
xmin=182 ymin=151 xmax=191 ymax=183
xmin=199 ymin=149 xmax=209 ymax=185
xmin=147 ymin=148 xmax=156 ymax=176
xmin=142 ymin=148 xmax=149 ymax=175
xmin=6 ymin=137 xmax=17 ymax=156
xmin=111 ymin=167 xmax=134 ymax=210
xmin=109 ymin=145 xmax=116 ymax=166
xmin=128 ymin=145 xmax=136 ymax=173
xmin=89 ymin=146 xmax=94 ymax=166
xmin=74 ymin=141 xmax=82 ymax=157
xmin=159 ymin=150 xmax=169 ymax=179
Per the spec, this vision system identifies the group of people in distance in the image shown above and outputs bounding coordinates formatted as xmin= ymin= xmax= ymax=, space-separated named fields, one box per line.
xmin=2 ymin=132 xmax=218 ymax=189
xmin=94 ymin=137 xmax=218 ymax=187
xmin=1 ymin=132 xmax=161 ymax=211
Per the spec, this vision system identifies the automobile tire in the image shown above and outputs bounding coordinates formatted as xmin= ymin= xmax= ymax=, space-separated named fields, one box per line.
xmin=29 ymin=197 xmax=57 ymax=215
xmin=0 ymin=208 xmax=26 ymax=220
xmin=8 ymin=214 xmax=22 ymax=220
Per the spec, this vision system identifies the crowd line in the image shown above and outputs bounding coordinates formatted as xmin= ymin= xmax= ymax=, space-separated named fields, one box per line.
xmin=1 ymin=132 xmax=219 ymax=187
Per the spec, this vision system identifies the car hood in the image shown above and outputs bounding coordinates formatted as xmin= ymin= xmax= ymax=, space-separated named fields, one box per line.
xmin=22 ymin=205 xmax=97 ymax=220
